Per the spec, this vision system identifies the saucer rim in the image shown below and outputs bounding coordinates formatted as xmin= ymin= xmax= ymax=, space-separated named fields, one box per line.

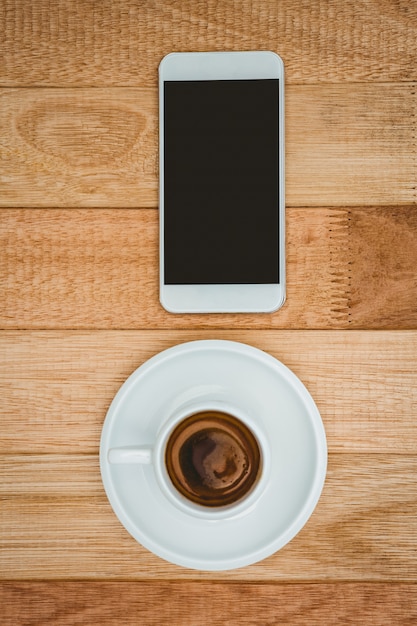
xmin=100 ymin=339 xmax=327 ymax=571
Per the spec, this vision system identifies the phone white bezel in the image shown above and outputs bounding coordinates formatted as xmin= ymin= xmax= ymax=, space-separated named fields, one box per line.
xmin=159 ymin=51 xmax=285 ymax=313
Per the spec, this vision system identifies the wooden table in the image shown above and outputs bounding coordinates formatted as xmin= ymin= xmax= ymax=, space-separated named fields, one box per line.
xmin=1 ymin=1 xmax=416 ymax=623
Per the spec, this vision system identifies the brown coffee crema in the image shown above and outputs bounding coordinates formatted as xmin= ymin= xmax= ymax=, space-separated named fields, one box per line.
xmin=165 ymin=411 xmax=261 ymax=507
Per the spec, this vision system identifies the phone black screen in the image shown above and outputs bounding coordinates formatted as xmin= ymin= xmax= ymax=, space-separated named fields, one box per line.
xmin=163 ymin=79 xmax=280 ymax=285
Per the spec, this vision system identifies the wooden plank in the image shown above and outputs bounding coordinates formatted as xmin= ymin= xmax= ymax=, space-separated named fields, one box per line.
xmin=0 ymin=455 xmax=101 ymax=496
xmin=1 ymin=330 xmax=416 ymax=454
xmin=1 ymin=0 xmax=416 ymax=86
xmin=1 ymin=208 xmax=416 ymax=330
xmin=0 ymin=454 xmax=416 ymax=580
xmin=0 ymin=85 xmax=415 ymax=208
xmin=1 ymin=582 xmax=417 ymax=625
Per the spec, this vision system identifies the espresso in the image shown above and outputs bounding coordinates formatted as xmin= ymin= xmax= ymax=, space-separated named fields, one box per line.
xmin=165 ymin=411 xmax=261 ymax=507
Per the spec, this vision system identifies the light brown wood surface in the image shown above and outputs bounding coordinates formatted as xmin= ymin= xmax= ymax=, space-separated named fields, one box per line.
xmin=1 ymin=0 xmax=416 ymax=623
xmin=2 ymin=582 xmax=417 ymax=626
xmin=1 ymin=330 xmax=416 ymax=454
xmin=1 ymin=454 xmax=416 ymax=581
xmin=0 ymin=85 xmax=416 ymax=207
xmin=1 ymin=207 xmax=416 ymax=329
xmin=1 ymin=0 xmax=416 ymax=86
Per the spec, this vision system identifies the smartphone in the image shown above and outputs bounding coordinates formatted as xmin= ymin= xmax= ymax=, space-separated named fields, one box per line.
xmin=159 ymin=51 xmax=285 ymax=313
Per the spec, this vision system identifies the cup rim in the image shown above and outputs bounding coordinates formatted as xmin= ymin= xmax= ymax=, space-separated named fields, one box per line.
xmin=152 ymin=400 xmax=271 ymax=521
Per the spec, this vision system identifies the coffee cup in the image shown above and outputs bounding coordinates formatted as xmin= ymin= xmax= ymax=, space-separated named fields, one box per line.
xmin=108 ymin=401 xmax=271 ymax=520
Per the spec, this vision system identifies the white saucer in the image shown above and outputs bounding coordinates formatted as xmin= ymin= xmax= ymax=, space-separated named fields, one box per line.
xmin=100 ymin=340 xmax=327 ymax=571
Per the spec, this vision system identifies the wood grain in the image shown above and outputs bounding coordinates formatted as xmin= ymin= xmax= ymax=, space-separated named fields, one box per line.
xmin=0 ymin=454 xmax=416 ymax=580
xmin=1 ymin=0 xmax=416 ymax=86
xmin=1 ymin=0 xmax=417 ymax=618
xmin=1 ymin=330 xmax=416 ymax=454
xmin=0 ymin=89 xmax=157 ymax=208
xmin=1 ymin=208 xmax=416 ymax=330
xmin=0 ymin=85 xmax=415 ymax=207
xmin=1 ymin=582 xmax=417 ymax=625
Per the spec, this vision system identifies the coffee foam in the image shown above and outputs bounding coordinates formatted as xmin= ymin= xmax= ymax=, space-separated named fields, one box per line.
xmin=165 ymin=411 xmax=261 ymax=507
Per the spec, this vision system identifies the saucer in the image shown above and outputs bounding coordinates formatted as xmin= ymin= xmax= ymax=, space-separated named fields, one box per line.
xmin=100 ymin=340 xmax=327 ymax=571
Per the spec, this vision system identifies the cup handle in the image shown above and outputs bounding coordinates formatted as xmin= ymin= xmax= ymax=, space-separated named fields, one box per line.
xmin=107 ymin=446 xmax=153 ymax=464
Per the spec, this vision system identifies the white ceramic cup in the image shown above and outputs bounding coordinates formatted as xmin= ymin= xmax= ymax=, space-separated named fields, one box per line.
xmin=107 ymin=401 xmax=271 ymax=521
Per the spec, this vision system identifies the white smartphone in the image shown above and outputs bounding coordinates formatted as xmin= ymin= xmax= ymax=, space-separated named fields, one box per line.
xmin=159 ymin=51 xmax=285 ymax=313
